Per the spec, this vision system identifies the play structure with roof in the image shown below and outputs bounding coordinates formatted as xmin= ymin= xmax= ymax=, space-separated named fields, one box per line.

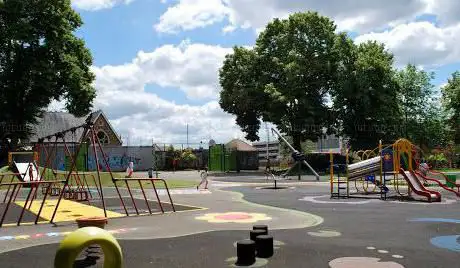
xmin=329 ymin=138 xmax=459 ymax=202
xmin=0 ymin=112 xmax=201 ymax=228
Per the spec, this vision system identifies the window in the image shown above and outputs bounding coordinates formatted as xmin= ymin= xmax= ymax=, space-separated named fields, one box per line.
xmin=97 ymin=131 xmax=110 ymax=145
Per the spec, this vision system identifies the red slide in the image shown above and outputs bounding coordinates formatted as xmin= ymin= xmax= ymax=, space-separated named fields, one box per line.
xmin=415 ymin=171 xmax=460 ymax=197
xmin=399 ymin=168 xmax=441 ymax=202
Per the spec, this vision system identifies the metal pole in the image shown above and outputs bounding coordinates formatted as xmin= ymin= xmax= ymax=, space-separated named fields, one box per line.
xmin=271 ymin=128 xmax=320 ymax=180
xmin=50 ymin=132 xmax=85 ymax=224
xmin=153 ymin=142 xmax=157 ymax=177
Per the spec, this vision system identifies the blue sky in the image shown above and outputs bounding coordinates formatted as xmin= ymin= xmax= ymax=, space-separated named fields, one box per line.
xmin=75 ymin=0 xmax=255 ymax=106
xmin=63 ymin=0 xmax=460 ymax=145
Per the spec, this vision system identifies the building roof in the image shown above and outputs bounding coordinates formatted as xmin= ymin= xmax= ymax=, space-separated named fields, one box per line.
xmin=226 ymin=139 xmax=257 ymax=152
xmin=28 ymin=112 xmax=88 ymax=142
xmin=28 ymin=110 xmax=122 ymax=144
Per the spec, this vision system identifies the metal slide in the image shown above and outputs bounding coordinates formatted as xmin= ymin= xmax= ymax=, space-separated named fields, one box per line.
xmin=399 ymin=169 xmax=441 ymax=202
xmin=415 ymin=171 xmax=460 ymax=197
xmin=12 ymin=161 xmax=40 ymax=182
xmin=347 ymin=156 xmax=381 ymax=181
xmin=347 ymin=156 xmax=389 ymax=193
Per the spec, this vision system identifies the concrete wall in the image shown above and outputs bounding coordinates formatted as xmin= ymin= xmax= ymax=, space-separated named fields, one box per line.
xmin=37 ymin=145 xmax=207 ymax=172
xmin=87 ymin=146 xmax=157 ymax=172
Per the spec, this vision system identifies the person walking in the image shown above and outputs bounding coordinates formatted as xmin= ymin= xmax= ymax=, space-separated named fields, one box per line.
xmin=197 ymin=167 xmax=209 ymax=190
xmin=265 ymin=158 xmax=271 ymax=173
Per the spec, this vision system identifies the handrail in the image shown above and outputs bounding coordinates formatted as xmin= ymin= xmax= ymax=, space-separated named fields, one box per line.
xmin=429 ymin=170 xmax=460 ymax=188
xmin=415 ymin=171 xmax=460 ymax=197
xmin=1 ymin=173 xmax=22 ymax=203
xmin=113 ymin=178 xmax=176 ymax=214
xmin=0 ymin=180 xmax=66 ymax=186
xmin=0 ymin=180 xmax=66 ymax=227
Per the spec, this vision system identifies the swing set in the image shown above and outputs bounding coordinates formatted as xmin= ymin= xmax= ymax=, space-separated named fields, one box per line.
xmin=0 ymin=114 xmax=175 ymax=227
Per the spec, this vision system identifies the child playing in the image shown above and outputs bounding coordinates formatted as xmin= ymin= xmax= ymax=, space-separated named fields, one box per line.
xmin=418 ymin=162 xmax=430 ymax=185
xmin=419 ymin=162 xmax=430 ymax=176
xmin=126 ymin=161 xmax=134 ymax=178
xmin=197 ymin=167 xmax=209 ymax=190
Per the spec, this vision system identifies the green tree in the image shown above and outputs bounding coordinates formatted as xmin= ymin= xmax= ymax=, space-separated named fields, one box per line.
xmin=181 ymin=149 xmax=197 ymax=163
xmin=0 ymin=0 xmax=96 ymax=146
xmin=394 ymin=64 xmax=438 ymax=146
xmin=422 ymin=103 xmax=450 ymax=148
xmin=278 ymin=135 xmax=317 ymax=157
xmin=442 ymin=71 xmax=460 ymax=145
xmin=219 ymin=12 xmax=341 ymax=151
xmin=331 ymin=40 xmax=400 ymax=149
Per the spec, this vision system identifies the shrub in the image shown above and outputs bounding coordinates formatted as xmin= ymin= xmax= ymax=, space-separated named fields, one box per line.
xmin=426 ymin=153 xmax=449 ymax=169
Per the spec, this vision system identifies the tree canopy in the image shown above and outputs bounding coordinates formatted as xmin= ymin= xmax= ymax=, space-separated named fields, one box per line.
xmin=220 ymin=11 xmax=455 ymax=152
xmin=394 ymin=64 xmax=448 ymax=148
xmin=331 ymin=40 xmax=400 ymax=149
xmin=220 ymin=12 xmax=340 ymax=150
xmin=0 ymin=0 xmax=96 ymax=145
xmin=442 ymin=71 xmax=460 ymax=145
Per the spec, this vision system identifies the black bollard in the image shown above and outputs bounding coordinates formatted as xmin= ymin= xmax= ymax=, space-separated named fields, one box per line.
xmin=253 ymin=225 xmax=268 ymax=233
xmin=250 ymin=229 xmax=267 ymax=241
xmin=255 ymin=235 xmax=274 ymax=258
xmin=236 ymin=240 xmax=256 ymax=266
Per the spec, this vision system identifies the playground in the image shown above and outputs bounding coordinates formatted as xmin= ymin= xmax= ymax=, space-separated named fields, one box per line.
xmin=0 ymin=120 xmax=459 ymax=267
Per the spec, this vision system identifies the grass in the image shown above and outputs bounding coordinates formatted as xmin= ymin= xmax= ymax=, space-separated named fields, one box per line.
xmin=436 ymin=168 xmax=460 ymax=173
xmin=53 ymin=171 xmax=198 ymax=189
xmin=0 ymin=166 xmax=9 ymax=173
xmin=1 ymin=168 xmax=198 ymax=189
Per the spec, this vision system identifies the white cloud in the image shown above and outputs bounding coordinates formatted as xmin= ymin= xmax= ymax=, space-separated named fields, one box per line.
xmin=92 ymin=40 xmax=232 ymax=100
xmin=94 ymin=90 xmax=246 ymax=145
xmin=423 ymin=0 xmax=460 ymax=26
xmin=155 ymin=0 xmax=427 ymax=34
xmin=47 ymin=99 xmax=66 ymax=112
xmin=354 ymin=21 xmax=460 ymax=67
xmin=72 ymin=0 xmax=134 ymax=11
xmin=46 ymin=40 xmax=280 ymax=145
xmin=62 ymin=40 xmax=253 ymax=145
xmin=154 ymin=0 xmax=231 ymax=33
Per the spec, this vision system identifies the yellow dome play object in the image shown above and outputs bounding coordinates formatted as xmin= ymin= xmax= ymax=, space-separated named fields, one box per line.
xmin=54 ymin=227 xmax=123 ymax=268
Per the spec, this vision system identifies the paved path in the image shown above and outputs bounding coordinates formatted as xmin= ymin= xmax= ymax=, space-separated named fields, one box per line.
xmin=0 ymin=176 xmax=459 ymax=267
xmin=0 ymin=181 xmax=323 ymax=254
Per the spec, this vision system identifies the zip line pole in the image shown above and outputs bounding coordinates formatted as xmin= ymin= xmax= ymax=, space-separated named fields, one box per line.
xmin=271 ymin=128 xmax=320 ymax=181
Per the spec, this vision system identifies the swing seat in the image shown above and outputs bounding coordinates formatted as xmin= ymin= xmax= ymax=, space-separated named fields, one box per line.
xmin=73 ymin=190 xmax=89 ymax=202
xmin=51 ymin=187 xmax=61 ymax=196
xmin=41 ymin=185 xmax=62 ymax=196
xmin=63 ymin=188 xmax=89 ymax=202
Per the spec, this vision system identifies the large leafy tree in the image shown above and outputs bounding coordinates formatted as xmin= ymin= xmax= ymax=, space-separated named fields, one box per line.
xmin=331 ymin=40 xmax=400 ymax=150
xmin=395 ymin=65 xmax=434 ymax=141
xmin=0 ymin=0 xmax=96 ymax=146
xmin=219 ymin=12 xmax=340 ymax=151
xmin=394 ymin=64 xmax=448 ymax=148
xmin=442 ymin=71 xmax=460 ymax=146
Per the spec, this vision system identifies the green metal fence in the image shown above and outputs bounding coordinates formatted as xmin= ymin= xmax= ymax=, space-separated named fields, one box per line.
xmin=65 ymin=143 xmax=88 ymax=172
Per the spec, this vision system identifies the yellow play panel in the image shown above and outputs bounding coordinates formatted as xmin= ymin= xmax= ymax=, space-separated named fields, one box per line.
xmin=14 ymin=199 xmax=124 ymax=223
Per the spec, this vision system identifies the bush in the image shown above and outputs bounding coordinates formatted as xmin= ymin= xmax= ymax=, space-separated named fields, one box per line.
xmin=426 ymin=153 xmax=449 ymax=169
